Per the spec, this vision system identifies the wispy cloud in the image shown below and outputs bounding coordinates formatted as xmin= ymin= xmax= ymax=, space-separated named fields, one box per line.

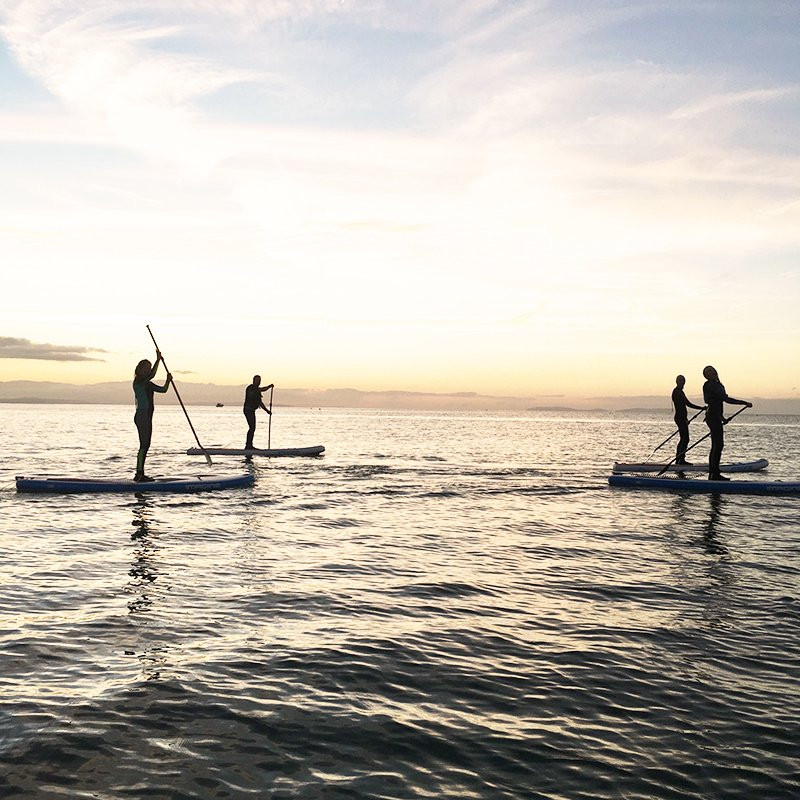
xmin=0 ymin=0 xmax=261 ymax=171
xmin=669 ymin=87 xmax=799 ymax=121
xmin=0 ymin=336 xmax=107 ymax=361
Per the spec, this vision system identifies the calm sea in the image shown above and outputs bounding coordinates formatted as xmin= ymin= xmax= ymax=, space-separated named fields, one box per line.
xmin=1 ymin=404 xmax=799 ymax=799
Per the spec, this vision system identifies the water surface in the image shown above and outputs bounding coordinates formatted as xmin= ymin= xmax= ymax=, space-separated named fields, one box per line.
xmin=1 ymin=405 xmax=798 ymax=799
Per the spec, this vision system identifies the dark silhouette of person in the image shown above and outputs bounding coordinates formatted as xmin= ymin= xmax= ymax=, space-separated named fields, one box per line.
xmin=133 ymin=351 xmax=172 ymax=482
xmin=702 ymin=365 xmax=752 ymax=481
xmin=671 ymin=374 xmax=704 ymax=466
xmin=243 ymin=375 xmax=273 ymax=449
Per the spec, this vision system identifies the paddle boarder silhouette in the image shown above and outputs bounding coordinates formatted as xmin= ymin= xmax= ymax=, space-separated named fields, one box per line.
xmin=671 ymin=374 xmax=705 ymax=466
xmin=133 ymin=351 xmax=172 ymax=482
xmin=702 ymin=366 xmax=752 ymax=481
xmin=243 ymin=375 xmax=273 ymax=449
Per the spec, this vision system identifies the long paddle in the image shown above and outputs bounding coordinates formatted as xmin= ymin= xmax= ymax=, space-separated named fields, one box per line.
xmin=146 ymin=325 xmax=212 ymax=466
xmin=656 ymin=405 xmax=748 ymax=476
xmin=646 ymin=406 xmax=705 ymax=461
xmin=267 ymin=384 xmax=274 ymax=450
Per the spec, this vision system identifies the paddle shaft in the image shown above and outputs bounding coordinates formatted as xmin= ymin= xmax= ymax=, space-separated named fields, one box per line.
xmin=146 ymin=325 xmax=212 ymax=465
xmin=267 ymin=385 xmax=274 ymax=450
xmin=648 ymin=406 xmax=705 ymax=459
xmin=656 ymin=405 xmax=748 ymax=476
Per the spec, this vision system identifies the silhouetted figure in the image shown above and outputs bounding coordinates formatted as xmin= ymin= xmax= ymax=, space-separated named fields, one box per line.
xmin=702 ymin=365 xmax=752 ymax=481
xmin=243 ymin=375 xmax=273 ymax=449
xmin=671 ymin=374 xmax=704 ymax=466
xmin=133 ymin=351 xmax=172 ymax=482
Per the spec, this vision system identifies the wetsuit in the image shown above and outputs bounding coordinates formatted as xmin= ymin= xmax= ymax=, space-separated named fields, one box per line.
xmin=133 ymin=374 xmax=169 ymax=474
xmin=243 ymin=383 xmax=268 ymax=449
xmin=703 ymin=379 xmax=747 ymax=478
xmin=671 ymin=386 xmax=703 ymax=464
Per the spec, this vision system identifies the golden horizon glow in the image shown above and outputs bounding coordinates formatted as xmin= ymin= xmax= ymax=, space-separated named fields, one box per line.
xmin=1 ymin=3 xmax=798 ymax=400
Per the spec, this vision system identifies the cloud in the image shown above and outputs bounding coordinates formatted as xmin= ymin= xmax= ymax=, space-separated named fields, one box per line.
xmin=0 ymin=0 xmax=261 ymax=173
xmin=668 ymin=87 xmax=798 ymax=121
xmin=0 ymin=336 xmax=107 ymax=361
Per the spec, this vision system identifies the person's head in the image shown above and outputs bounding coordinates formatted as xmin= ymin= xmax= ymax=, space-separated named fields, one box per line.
xmin=252 ymin=375 xmax=261 ymax=387
xmin=135 ymin=359 xmax=152 ymax=379
xmin=703 ymin=365 xmax=718 ymax=381
xmin=675 ymin=374 xmax=686 ymax=388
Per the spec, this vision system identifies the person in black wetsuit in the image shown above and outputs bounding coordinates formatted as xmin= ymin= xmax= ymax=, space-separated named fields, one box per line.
xmin=702 ymin=365 xmax=752 ymax=481
xmin=671 ymin=374 xmax=705 ymax=466
xmin=133 ymin=352 xmax=172 ymax=482
xmin=243 ymin=375 xmax=274 ymax=449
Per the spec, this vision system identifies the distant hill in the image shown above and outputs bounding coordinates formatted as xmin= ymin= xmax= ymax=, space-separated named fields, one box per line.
xmin=0 ymin=380 xmax=798 ymax=414
xmin=0 ymin=381 xmax=539 ymax=410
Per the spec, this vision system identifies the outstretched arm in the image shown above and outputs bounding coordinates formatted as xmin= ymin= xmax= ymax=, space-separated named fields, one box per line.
xmin=722 ymin=395 xmax=752 ymax=423
xmin=725 ymin=395 xmax=752 ymax=408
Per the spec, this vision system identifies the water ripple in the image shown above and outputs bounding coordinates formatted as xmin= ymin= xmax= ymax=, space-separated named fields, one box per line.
xmin=1 ymin=407 xmax=799 ymax=798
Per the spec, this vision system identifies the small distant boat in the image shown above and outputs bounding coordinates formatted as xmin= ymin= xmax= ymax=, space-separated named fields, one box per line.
xmin=216 ymin=402 xmax=224 ymax=407
xmin=608 ymin=474 xmax=800 ymax=495
xmin=15 ymin=474 xmax=254 ymax=494
xmin=186 ymin=445 xmax=325 ymax=457
xmin=612 ymin=458 xmax=768 ymax=474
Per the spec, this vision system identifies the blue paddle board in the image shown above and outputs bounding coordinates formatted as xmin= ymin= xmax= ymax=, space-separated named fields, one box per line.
xmin=608 ymin=474 xmax=800 ymax=495
xmin=15 ymin=473 xmax=254 ymax=494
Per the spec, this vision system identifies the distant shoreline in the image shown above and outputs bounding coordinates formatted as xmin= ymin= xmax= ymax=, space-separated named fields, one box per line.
xmin=1 ymin=380 xmax=798 ymax=415
xmin=2 ymin=400 xmax=800 ymax=418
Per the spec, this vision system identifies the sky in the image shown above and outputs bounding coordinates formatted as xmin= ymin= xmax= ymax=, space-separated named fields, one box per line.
xmin=1 ymin=0 xmax=798 ymax=400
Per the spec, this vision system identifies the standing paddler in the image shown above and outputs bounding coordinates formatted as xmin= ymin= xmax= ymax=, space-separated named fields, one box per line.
xmin=243 ymin=375 xmax=274 ymax=450
xmin=133 ymin=351 xmax=172 ymax=482
xmin=702 ymin=365 xmax=752 ymax=481
xmin=671 ymin=374 xmax=705 ymax=466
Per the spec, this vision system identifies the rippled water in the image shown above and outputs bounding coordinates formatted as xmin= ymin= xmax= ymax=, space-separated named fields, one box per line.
xmin=1 ymin=404 xmax=799 ymax=799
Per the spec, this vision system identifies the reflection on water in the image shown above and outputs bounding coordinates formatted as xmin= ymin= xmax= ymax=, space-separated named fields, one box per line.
xmin=127 ymin=495 xmax=158 ymax=614
xmin=702 ymin=493 xmax=726 ymax=555
xmin=668 ymin=492 xmax=729 ymax=558
xmin=696 ymin=493 xmax=738 ymax=630
xmin=125 ymin=496 xmax=168 ymax=680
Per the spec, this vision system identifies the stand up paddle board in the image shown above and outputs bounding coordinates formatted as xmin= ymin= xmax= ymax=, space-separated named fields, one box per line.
xmin=612 ymin=458 xmax=768 ymax=474
xmin=186 ymin=445 xmax=324 ymax=457
xmin=608 ymin=474 xmax=800 ymax=495
xmin=15 ymin=474 xmax=255 ymax=494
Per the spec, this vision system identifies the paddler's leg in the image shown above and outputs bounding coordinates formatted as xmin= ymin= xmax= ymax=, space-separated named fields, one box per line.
xmin=675 ymin=418 xmax=691 ymax=465
xmin=707 ymin=420 xmax=728 ymax=480
xmin=244 ymin=408 xmax=256 ymax=449
xmin=134 ymin=411 xmax=153 ymax=481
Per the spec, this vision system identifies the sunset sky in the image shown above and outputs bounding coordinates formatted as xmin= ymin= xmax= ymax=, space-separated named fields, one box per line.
xmin=1 ymin=1 xmax=798 ymax=400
